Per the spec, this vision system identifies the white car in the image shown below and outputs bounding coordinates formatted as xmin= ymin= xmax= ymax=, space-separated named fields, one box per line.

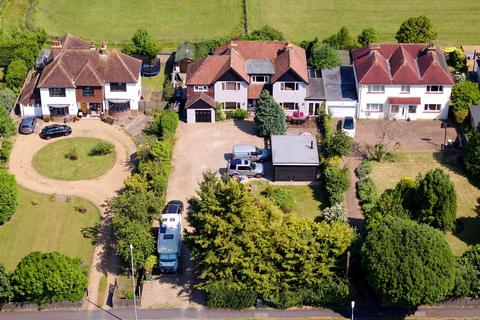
xmin=341 ymin=116 xmax=356 ymax=138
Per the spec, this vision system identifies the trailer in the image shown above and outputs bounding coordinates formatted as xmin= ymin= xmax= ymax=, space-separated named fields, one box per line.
xmin=157 ymin=213 xmax=182 ymax=273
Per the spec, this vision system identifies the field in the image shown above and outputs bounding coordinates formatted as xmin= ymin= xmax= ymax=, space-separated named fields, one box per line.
xmin=33 ymin=0 xmax=243 ymax=44
xmin=248 ymin=0 xmax=480 ymax=46
xmin=32 ymin=137 xmax=116 ymax=181
xmin=370 ymin=152 xmax=480 ymax=256
xmin=0 ymin=186 xmax=100 ymax=271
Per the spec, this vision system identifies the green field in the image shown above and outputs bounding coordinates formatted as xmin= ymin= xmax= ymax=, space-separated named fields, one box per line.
xmin=248 ymin=0 xmax=480 ymax=46
xmin=0 ymin=186 xmax=100 ymax=271
xmin=32 ymin=137 xmax=116 ymax=181
xmin=370 ymin=152 xmax=480 ymax=256
xmin=33 ymin=0 xmax=243 ymax=44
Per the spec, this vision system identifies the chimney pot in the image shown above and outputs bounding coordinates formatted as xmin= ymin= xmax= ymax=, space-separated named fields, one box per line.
xmin=369 ymin=43 xmax=380 ymax=51
xmin=310 ymin=140 xmax=314 ymax=149
xmin=100 ymin=42 xmax=107 ymax=55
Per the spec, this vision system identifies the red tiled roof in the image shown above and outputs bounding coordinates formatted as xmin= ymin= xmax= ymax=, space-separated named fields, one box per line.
xmin=185 ymin=92 xmax=216 ymax=109
xmin=248 ymin=84 xmax=265 ymax=99
xmin=271 ymin=44 xmax=309 ymax=83
xmin=214 ymin=41 xmax=287 ymax=60
xmin=352 ymin=44 xmax=453 ymax=85
xmin=186 ymin=55 xmax=229 ymax=85
xmin=388 ymin=97 xmax=421 ymax=104
xmin=18 ymin=70 xmax=41 ymax=105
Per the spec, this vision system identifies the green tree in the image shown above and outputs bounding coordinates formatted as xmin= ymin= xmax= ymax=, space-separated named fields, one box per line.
xmin=395 ymin=16 xmax=437 ymax=43
xmin=245 ymin=25 xmax=285 ymax=41
xmin=110 ymin=189 xmax=161 ymax=225
xmin=309 ymin=43 xmax=340 ymax=69
xmin=323 ymin=26 xmax=359 ymax=50
xmin=10 ymin=252 xmax=88 ymax=303
xmin=0 ymin=264 xmax=13 ymax=302
xmin=446 ymin=49 xmax=467 ymax=73
xmin=453 ymin=255 xmax=480 ymax=298
xmin=0 ymin=169 xmax=18 ymax=224
xmin=123 ymin=29 xmax=160 ymax=56
xmin=362 ymin=216 xmax=455 ymax=307
xmin=464 ymin=126 xmax=480 ymax=177
xmin=114 ymin=220 xmax=155 ymax=270
xmin=322 ymin=130 xmax=353 ymax=158
xmin=324 ymin=165 xmax=350 ymax=206
xmin=5 ymin=59 xmax=28 ymax=92
xmin=254 ymin=90 xmax=286 ymax=137
xmin=375 ymin=188 xmax=411 ymax=219
xmin=300 ymin=37 xmax=320 ymax=61
xmin=0 ymin=88 xmax=16 ymax=112
xmin=451 ymin=81 xmax=480 ymax=124
xmin=413 ymin=169 xmax=456 ymax=231
xmin=0 ymin=109 xmax=16 ymax=138
xmin=357 ymin=28 xmax=378 ymax=46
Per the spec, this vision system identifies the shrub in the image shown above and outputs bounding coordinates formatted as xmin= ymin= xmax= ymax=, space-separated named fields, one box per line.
xmin=356 ymin=177 xmax=378 ymax=218
xmin=301 ymin=277 xmax=351 ymax=307
xmin=10 ymin=251 xmax=88 ymax=303
xmin=0 ymin=88 xmax=16 ymax=112
xmin=265 ymin=289 xmax=304 ymax=309
xmin=0 ymin=169 xmax=18 ymax=224
xmin=355 ymin=160 xmax=372 ymax=180
xmin=322 ymin=130 xmax=352 ymax=158
xmin=324 ymin=165 xmax=350 ymax=206
xmin=0 ymin=264 xmax=13 ymax=303
xmin=65 ymin=148 xmax=79 ymax=160
xmin=114 ymin=220 xmax=155 ymax=270
xmin=320 ymin=202 xmax=347 ymax=223
xmin=323 ymin=26 xmax=359 ymax=50
xmin=262 ymin=186 xmax=296 ymax=213
xmin=162 ymin=79 xmax=174 ymax=102
xmin=90 ymin=142 xmax=114 ymax=156
xmin=395 ymin=16 xmax=437 ymax=43
xmin=0 ymin=138 xmax=13 ymax=167
xmin=215 ymin=104 xmax=226 ymax=121
xmin=459 ymin=245 xmax=480 ymax=298
xmin=451 ymin=81 xmax=480 ymax=124
xmin=320 ymin=111 xmax=333 ymax=141
xmin=145 ymin=110 xmax=179 ymax=140
xmin=122 ymin=29 xmax=160 ymax=57
xmin=368 ymin=143 xmax=395 ymax=162
xmin=309 ymin=43 xmax=340 ymax=70
xmin=0 ymin=109 xmax=16 ymax=138
xmin=5 ymin=59 xmax=28 ymax=92
xmin=453 ymin=255 xmax=480 ymax=298
xmin=243 ymin=25 xmax=285 ymax=41
xmin=464 ymin=125 xmax=480 ymax=177
xmin=362 ymin=216 xmax=455 ymax=307
xmin=357 ymin=27 xmax=378 ymax=46
xmin=205 ymin=280 xmax=257 ymax=309
xmin=233 ymin=108 xmax=248 ymax=120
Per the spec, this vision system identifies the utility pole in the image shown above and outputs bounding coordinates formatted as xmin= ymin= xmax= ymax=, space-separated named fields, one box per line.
xmin=346 ymin=250 xmax=351 ymax=278
xmin=351 ymin=300 xmax=355 ymax=320
xmin=129 ymin=244 xmax=138 ymax=320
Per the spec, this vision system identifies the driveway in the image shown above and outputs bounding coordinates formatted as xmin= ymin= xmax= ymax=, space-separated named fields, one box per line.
xmin=141 ymin=120 xmax=264 ymax=309
xmin=8 ymin=120 xmax=137 ymax=310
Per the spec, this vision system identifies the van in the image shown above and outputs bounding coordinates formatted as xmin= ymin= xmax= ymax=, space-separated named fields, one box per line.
xmin=232 ymin=144 xmax=269 ymax=162
xmin=157 ymin=213 xmax=182 ymax=273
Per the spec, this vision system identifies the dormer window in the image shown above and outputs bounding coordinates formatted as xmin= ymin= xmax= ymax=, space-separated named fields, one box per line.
xmin=194 ymin=85 xmax=208 ymax=92
xmin=49 ymin=88 xmax=66 ymax=97
xmin=251 ymin=75 xmax=269 ymax=83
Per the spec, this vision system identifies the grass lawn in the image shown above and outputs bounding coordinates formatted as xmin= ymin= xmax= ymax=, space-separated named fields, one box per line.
xmin=33 ymin=0 xmax=243 ymax=43
xmin=32 ymin=137 xmax=116 ymax=181
xmin=0 ymin=186 xmax=100 ymax=271
xmin=370 ymin=152 xmax=480 ymax=256
xmin=0 ymin=0 xmax=32 ymax=31
xmin=248 ymin=181 xmax=326 ymax=220
xmin=248 ymin=0 xmax=480 ymax=46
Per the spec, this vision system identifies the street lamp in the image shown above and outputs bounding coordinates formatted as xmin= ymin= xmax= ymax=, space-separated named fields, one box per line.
xmin=129 ymin=244 xmax=138 ymax=320
xmin=351 ymin=300 xmax=355 ymax=320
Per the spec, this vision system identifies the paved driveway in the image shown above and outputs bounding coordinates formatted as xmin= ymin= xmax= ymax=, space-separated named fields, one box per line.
xmin=141 ymin=120 xmax=264 ymax=309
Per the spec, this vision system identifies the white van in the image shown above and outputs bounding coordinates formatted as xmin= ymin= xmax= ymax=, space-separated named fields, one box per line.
xmin=232 ymin=144 xmax=269 ymax=162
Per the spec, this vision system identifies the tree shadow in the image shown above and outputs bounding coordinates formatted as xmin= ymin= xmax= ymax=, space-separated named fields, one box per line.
xmin=232 ymin=119 xmax=258 ymax=135
xmin=454 ymin=215 xmax=480 ymax=247
xmin=433 ymin=150 xmax=480 ymax=189
xmin=310 ymin=182 xmax=329 ymax=210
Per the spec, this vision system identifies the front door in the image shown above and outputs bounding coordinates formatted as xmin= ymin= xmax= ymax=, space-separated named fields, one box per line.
xmin=400 ymin=105 xmax=409 ymax=120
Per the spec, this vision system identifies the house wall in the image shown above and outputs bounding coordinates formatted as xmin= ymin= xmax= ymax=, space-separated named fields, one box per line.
xmin=20 ymin=104 xmax=42 ymax=117
xmin=186 ymin=85 xmax=215 ymax=98
xmin=186 ymin=108 xmax=215 ymax=123
xmin=357 ymin=84 xmax=451 ymax=120
xmin=104 ymin=78 xmax=141 ymax=111
xmin=214 ymin=81 xmax=248 ymax=110
xmin=39 ymin=88 xmax=78 ymax=116
xmin=75 ymin=87 xmax=104 ymax=103
xmin=272 ymin=81 xmax=308 ymax=115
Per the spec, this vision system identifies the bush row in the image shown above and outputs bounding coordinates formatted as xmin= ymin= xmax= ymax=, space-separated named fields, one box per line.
xmin=319 ymin=111 xmax=332 ymax=141
xmin=215 ymin=105 xmax=248 ymax=121
xmin=324 ymin=164 xmax=350 ymax=206
xmin=355 ymin=160 xmax=379 ymax=220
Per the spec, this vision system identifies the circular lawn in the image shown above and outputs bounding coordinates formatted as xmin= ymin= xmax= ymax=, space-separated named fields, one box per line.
xmin=32 ymin=137 xmax=117 ymax=181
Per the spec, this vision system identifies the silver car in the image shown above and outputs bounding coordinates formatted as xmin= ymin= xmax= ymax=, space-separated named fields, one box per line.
xmin=227 ymin=159 xmax=265 ymax=178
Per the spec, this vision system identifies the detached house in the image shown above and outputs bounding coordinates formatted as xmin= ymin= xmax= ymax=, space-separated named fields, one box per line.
xmin=185 ymin=40 xmax=321 ymax=123
xmin=351 ymin=44 xmax=453 ymax=120
xmin=18 ymin=34 xmax=142 ymax=120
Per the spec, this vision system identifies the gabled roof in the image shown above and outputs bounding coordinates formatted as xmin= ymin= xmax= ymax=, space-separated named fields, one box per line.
xmin=271 ymin=44 xmax=308 ymax=83
xmin=186 ymin=56 xmax=229 ymax=85
xmin=74 ymin=63 xmax=103 ymax=86
xmin=185 ymin=92 xmax=216 ymax=109
xmin=352 ymin=44 xmax=453 ymax=85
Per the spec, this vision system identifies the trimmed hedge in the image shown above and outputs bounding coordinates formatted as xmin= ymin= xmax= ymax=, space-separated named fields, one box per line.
xmin=324 ymin=164 xmax=350 ymax=206
xmin=320 ymin=111 xmax=333 ymax=141
xmin=205 ymin=281 xmax=257 ymax=309
xmin=0 ymin=168 xmax=18 ymax=224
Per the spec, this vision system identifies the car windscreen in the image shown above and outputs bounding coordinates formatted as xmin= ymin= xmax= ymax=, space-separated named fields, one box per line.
xmin=160 ymin=253 xmax=177 ymax=262
xmin=343 ymin=118 xmax=354 ymax=130
xmin=166 ymin=204 xmax=179 ymax=214
xmin=21 ymin=119 xmax=33 ymax=127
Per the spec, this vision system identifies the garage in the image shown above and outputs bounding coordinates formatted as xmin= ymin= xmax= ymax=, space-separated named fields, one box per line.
xmin=195 ymin=110 xmax=212 ymax=122
xmin=327 ymin=105 xmax=357 ymax=118
xmin=323 ymin=66 xmax=358 ymax=118
xmin=271 ymin=135 xmax=320 ymax=182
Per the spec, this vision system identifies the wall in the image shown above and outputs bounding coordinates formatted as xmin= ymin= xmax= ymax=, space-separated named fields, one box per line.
xmin=39 ymin=88 xmax=78 ymax=116
xmin=104 ymin=78 xmax=141 ymax=111
xmin=272 ymin=81 xmax=308 ymax=115
xmin=357 ymin=84 xmax=451 ymax=120
xmin=75 ymin=87 xmax=104 ymax=103
xmin=214 ymin=81 xmax=248 ymax=110
xmin=20 ymin=104 xmax=43 ymax=117
xmin=186 ymin=108 xmax=215 ymax=123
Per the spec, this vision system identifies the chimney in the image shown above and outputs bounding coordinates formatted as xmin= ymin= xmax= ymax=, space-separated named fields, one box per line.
xmin=427 ymin=41 xmax=435 ymax=51
xmin=286 ymin=42 xmax=294 ymax=50
xmin=89 ymin=42 xmax=96 ymax=50
xmin=310 ymin=140 xmax=314 ymax=149
xmin=52 ymin=40 xmax=62 ymax=49
xmin=369 ymin=43 xmax=380 ymax=51
xmin=99 ymin=42 xmax=107 ymax=55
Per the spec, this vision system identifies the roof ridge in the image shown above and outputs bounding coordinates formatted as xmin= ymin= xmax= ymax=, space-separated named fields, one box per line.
xmin=112 ymin=50 xmax=137 ymax=81
xmin=75 ymin=62 xmax=104 ymax=85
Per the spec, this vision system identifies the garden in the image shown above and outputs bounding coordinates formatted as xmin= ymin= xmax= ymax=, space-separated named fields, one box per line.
xmin=32 ymin=138 xmax=116 ymax=181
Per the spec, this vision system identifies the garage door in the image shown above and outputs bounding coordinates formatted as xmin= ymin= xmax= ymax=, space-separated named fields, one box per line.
xmin=195 ymin=110 xmax=212 ymax=122
xmin=274 ymin=166 xmax=318 ymax=181
xmin=328 ymin=106 xmax=356 ymax=118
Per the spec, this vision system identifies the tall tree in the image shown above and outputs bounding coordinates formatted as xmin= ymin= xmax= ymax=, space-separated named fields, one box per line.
xmin=414 ymin=169 xmax=456 ymax=231
xmin=362 ymin=216 xmax=455 ymax=307
xmin=254 ymin=90 xmax=286 ymax=137
xmin=309 ymin=43 xmax=340 ymax=69
xmin=464 ymin=126 xmax=480 ymax=178
xmin=451 ymin=81 xmax=480 ymax=124
xmin=10 ymin=252 xmax=88 ymax=303
xmin=323 ymin=26 xmax=359 ymax=50
xmin=5 ymin=59 xmax=28 ymax=92
xmin=0 ymin=169 xmax=18 ymax=225
xmin=123 ymin=29 xmax=160 ymax=56
xmin=0 ymin=88 xmax=16 ymax=112
xmin=395 ymin=16 xmax=437 ymax=43
xmin=245 ymin=25 xmax=285 ymax=41
xmin=357 ymin=28 xmax=378 ymax=46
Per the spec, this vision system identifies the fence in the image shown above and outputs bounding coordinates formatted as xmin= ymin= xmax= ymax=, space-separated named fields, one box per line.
xmin=0 ymin=292 xmax=86 ymax=311
xmin=138 ymin=101 xmax=167 ymax=113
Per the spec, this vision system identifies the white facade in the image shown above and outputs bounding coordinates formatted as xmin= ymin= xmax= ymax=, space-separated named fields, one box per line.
xmin=272 ymin=81 xmax=308 ymax=116
xmin=20 ymin=104 xmax=43 ymax=117
xmin=104 ymin=78 xmax=141 ymax=111
xmin=357 ymin=84 xmax=451 ymax=120
xmin=186 ymin=108 xmax=215 ymax=123
xmin=326 ymin=100 xmax=358 ymax=118
xmin=39 ymin=88 xmax=78 ymax=116
xmin=214 ymin=81 xmax=248 ymax=110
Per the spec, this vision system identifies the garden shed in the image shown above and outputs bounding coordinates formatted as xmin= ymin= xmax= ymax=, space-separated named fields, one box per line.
xmin=271 ymin=135 xmax=319 ymax=181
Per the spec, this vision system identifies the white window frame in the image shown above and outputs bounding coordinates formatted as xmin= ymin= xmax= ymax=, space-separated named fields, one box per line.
xmin=400 ymin=85 xmax=410 ymax=93
xmin=367 ymin=85 xmax=385 ymax=93
xmin=424 ymin=104 xmax=441 ymax=112
xmin=366 ymin=103 xmax=383 ymax=112
xmin=426 ymin=85 xmax=443 ymax=93
xmin=222 ymin=102 xmax=240 ymax=110
xmin=251 ymin=75 xmax=269 ymax=83
xmin=280 ymin=82 xmax=300 ymax=91
xmin=280 ymin=102 xmax=299 ymax=111
xmin=221 ymin=82 xmax=241 ymax=91
xmin=194 ymin=85 xmax=208 ymax=92
xmin=390 ymin=105 xmax=399 ymax=113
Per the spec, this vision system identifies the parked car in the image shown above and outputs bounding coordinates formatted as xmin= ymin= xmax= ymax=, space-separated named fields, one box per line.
xmin=232 ymin=144 xmax=269 ymax=162
xmin=40 ymin=124 xmax=72 ymax=140
xmin=341 ymin=116 xmax=356 ymax=138
xmin=164 ymin=200 xmax=184 ymax=215
xmin=19 ymin=117 xmax=37 ymax=134
xmin=227 ymin=159 xmax=265 ymax=178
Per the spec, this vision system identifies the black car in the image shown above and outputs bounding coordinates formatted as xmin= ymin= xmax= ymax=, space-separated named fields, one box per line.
xmin=40 ymin=124 xmax=72 ymax=140
xmin=164 ymin=200 xmax=184 ymax=215
xmin=19 ymin=117 xmax=37 ymax=134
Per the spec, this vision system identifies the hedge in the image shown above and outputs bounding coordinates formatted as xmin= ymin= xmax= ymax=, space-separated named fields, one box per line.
xmin=324 ymin=164 xmax=350 ymax=206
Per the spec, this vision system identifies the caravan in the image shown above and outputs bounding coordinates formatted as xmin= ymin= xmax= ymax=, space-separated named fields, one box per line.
xmin=157 ymin=213 xmax=182 ymax=273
